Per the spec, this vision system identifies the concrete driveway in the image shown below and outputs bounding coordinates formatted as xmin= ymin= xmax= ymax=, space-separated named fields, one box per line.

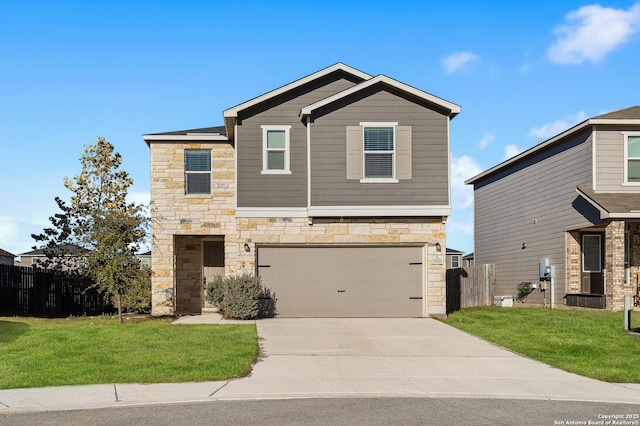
xmin=217 ymin=318 xmax=640 ymax=402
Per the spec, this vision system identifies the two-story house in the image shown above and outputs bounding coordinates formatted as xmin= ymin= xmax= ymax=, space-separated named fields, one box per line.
xmin=0 ymin=248 xmax=15 ymax=266
xmin=466 ymin=106 xmax=640 ymax=311
xmin=144 ymin=63 xmax=460 ymax=317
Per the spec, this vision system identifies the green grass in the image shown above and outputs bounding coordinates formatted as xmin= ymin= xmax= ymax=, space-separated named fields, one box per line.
xmin=0 ymin=316 xmax=258 ymax=389
xmin=442 ymin=306 xmax=640 ymax=383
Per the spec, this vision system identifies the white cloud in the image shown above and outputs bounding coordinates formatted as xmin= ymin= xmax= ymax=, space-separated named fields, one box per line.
xmin=442 ymin=51 xmax=480 ymax=73
xmin=548 ymin=3 xmax=640 ymax=64
xmin=528 ymin=111 xmax=587 ymax=141
xmin=478 ymin=133 xmax=495 ymax=149
xmin=504 ymin=144 xmax=523 ymax=160
xmin=451 ymin=155 xmax=483 ymax=210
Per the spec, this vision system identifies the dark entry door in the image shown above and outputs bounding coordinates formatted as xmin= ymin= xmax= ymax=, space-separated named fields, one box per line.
xmin=581 ymin=234 xmax=604 ymax=294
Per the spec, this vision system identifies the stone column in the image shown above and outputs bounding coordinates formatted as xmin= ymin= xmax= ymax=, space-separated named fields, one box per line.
xmin=566 ymin=231 xmax=581 ymax=294
xmin=605 ymin=220 xmax=625 ymax=310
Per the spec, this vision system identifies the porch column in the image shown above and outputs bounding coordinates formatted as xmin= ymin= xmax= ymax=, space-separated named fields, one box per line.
xmin=604 ymin=220 xmax=626 ymax=310
xmin=566 ymin=231 xmax=581 ymax=294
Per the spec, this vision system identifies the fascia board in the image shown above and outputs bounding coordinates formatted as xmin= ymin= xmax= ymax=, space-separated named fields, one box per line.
xmin=222 ymin=63 xmax=372 ymax=119
xmin=590 ymin=119 xmax=640 ymax=125
xmin=300 ymin=75 xmax=460 ymax=119
xmin=142 ymin=134 xmax=229 ymax=141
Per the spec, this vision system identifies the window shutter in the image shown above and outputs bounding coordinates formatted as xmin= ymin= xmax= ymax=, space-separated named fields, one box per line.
xmin=346 ymin=126 xmax=363 ymax=180
xmin=396 ymin=126 xmax=412 ymax=180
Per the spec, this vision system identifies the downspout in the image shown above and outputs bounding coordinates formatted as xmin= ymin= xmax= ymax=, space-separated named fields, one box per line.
xmin=307 ymin=116 xmax=311 ymax=214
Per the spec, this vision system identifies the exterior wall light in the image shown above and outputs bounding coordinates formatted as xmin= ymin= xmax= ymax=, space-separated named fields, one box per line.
xmin=243 ymin=243 xmax=250 ymax=253
xmin=435 ymin=242 xmax=442 ymax=252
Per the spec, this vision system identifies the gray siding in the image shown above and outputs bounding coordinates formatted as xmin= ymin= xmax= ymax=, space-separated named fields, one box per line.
xmin=595 ymin=125 xmax=640 ymax=191
xmin=473 ymin=129 xmax=599 ymax=305
xmin=310 ymin=87 xmax=449 ymax=206
xmin=237 ymin=72 xmax=362 ymax=207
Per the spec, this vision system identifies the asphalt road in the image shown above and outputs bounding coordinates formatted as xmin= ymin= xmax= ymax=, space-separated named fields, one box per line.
xmin=1 ymin=398 xmax=639 ymax=426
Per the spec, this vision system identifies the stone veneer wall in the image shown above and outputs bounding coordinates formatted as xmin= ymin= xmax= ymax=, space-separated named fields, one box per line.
xmin=150 ymin=142 xmax=237 ymax=315
xmin=605 ymin=220 xmax=634 ymax=310
xmin=566 ymin=231 xmax=581 ymax=294
xmin=150 ymin=142 xmax=447 ymax=316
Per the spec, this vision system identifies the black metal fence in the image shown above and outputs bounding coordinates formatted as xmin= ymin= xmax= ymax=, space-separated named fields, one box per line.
xmin=0 ymin=264 xmax=115 ymax=316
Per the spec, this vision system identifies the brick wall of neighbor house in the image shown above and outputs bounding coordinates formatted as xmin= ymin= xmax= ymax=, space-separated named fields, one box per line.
xmin=150 ymin=141 xmax=447 ymax=316
xmin=629 ymin=223 xmax=640 ymax=294
xmin=566 ymin=231 xmax=581 ymax=294
xmin=605 ymin=220 xmax=634 ymax=310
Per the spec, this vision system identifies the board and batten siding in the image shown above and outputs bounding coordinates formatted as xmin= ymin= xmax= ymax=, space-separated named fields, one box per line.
xmin=236 ymin=72 xmax=362 ymax=207
xmin=473 ymin=129 xmax=599 ymax=305
xmin=309 ymin=88 xmax=449 ymax=206
xmin=595 ymin=125 xmax=640 ymax=191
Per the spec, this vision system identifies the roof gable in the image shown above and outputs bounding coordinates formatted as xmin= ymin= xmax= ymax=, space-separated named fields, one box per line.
xmin=222 ymin=63 xmax=372 ymax=139
xmin=300 ymin=74 xmax=460 ymax=119
xmin=466 ymin=106 xmax=640 ymax=185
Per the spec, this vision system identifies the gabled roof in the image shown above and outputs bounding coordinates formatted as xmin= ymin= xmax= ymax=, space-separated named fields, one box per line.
xmin=222 ymin=63 xmax=372 ymax=139
xmin=0 ymin=248 xmax=15 ymax=258
xmin=142 ymin=126 xmax=227 ymax=145
xmin=576 ymin=186 xmax=640 ymax=219
xmin=300 ymin=74 xmax=460 ymax=119
xmin=466 ymin=106 xmax=640 ymax=185
xmin=462 ymin=252 xmax=474 ymax=259
xmin=446 ymin=248 xmax=464 ymax=255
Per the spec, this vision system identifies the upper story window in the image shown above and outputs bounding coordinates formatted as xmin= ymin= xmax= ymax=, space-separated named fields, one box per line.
xmin=262 ymin=125 xmax=291 ymax=174
xmin=346 ymin=123 xmax=411 ymax=183
xmin=364 ymin=126 xmax=394 ymax=179
xmin=451 ymin=255 xmax=460 ymax=268
xmin=625 ymin=134 xmax=640 ymax=183
xmin=185 ymin=150 xmax=211 ymax=194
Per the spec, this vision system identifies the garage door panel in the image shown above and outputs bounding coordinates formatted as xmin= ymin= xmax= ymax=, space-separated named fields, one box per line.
xmin=258 ymin=246 xmax=424 ymax=318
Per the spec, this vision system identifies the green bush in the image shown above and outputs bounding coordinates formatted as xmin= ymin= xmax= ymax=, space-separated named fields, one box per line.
xmin=205 ymin=273 xmax=276 ymax=320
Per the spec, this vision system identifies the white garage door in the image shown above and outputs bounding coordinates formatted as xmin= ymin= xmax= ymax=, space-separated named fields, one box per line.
xmin=257 ymin=245 xmax=424 ymax=317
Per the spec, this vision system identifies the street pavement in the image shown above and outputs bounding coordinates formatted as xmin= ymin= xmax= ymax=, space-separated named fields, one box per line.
xmin=1 ymin=315 xmax=639 ymax=413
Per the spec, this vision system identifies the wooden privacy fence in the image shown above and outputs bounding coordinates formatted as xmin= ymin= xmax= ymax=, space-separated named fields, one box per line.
xmin=0 ymin=264 xmax=114 ymax=316
xmin=446 ymin=264 xmax=496 ymax=314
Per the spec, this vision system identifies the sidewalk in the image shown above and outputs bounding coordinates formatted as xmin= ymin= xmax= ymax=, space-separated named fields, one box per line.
xmin=1 ymin=315 xmax=640 ymax=413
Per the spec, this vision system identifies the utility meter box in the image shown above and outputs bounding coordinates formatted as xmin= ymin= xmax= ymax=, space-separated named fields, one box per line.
xmin=539 ymin=258 xmax=549 ymax=280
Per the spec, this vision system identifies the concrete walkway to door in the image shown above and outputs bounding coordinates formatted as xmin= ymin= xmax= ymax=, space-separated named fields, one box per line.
xmin=216 ymin=317 xmax=640 ymax=402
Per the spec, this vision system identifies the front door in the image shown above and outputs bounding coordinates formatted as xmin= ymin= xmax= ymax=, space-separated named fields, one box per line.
xmin=581 ymin=234 xmax=604 ymax=294
xmin=203 ymin=240 xmax=225 ymax=306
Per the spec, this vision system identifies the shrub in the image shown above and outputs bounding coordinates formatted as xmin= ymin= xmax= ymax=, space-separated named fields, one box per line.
xmin=205 ymin=273 xmax=277 ymax=320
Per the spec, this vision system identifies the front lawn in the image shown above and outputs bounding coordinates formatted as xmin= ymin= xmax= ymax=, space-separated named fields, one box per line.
xmin=442 ymin=307 xmax=640 ymax=383
xmin=0 ymin=316 xmax=258 ymax=389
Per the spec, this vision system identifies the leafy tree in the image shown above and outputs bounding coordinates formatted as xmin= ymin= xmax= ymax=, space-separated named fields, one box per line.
xmin=33 ymin=137 xmax=149 ymax=322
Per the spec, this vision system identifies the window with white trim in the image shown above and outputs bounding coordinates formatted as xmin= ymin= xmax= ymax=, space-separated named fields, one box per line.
xmin=625 ymin=134 xmax=640 ymax=183
xmin=185 ymin=149 xmax=211 ymax=194
xmin=346 ymin=123 xmax=411 ymax=182
xmin=451 ymin=255 xmax=460 ymax=268
xmin=364 ymin=126 xmax=394 ymax=179
xmin=262 ymin=125 xmax=291 ymax=174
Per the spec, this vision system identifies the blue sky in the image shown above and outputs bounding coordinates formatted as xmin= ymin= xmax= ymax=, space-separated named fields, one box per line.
xmin=1 ymin=0 xmax=640 ymax=257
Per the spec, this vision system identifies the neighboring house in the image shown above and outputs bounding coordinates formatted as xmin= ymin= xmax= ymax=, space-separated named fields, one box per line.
xmin=18 ymin=244 xmax=89 ymax=270
xmin=143 ymin=63 xmax=460 ymax=317
xmin=0 ymin=248 xmax=15 ymax=265
xmin=446 ymin=248 xmax=464 ymax=269
xmin=136 ymin=251 xmax=151 ymax=267
xmin=462 ymin=252 xmax=475 ymax=267
xmin=466 ymin=106 xmax=640 ymax=311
